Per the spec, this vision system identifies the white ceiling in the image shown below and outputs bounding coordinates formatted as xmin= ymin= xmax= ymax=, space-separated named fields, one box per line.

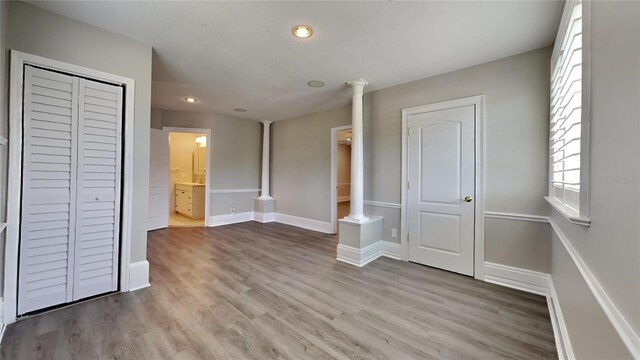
xmin=29 ymin=1 xmax=562 ymax=121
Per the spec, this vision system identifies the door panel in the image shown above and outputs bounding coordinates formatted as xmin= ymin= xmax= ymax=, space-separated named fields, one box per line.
xmin=408 ymin=105 xmax=475 ymax=276
xmin=18 ymin=66 xmax=78 ymax=314
xmin=419 ymin=121 xmax=461 ymax=204
xmin=419 ymin=212 xmax=461 ymax=254
xmin=73 ymin=79 xmax=122 ymax=300
xmin=148 ymin=128 xmax=169 ymax=230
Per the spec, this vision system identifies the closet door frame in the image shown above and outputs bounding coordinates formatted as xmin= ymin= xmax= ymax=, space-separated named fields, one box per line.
xmin=5 ymin=50 xmax=136 ymax=324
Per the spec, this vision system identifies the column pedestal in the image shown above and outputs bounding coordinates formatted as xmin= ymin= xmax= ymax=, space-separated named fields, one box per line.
xmin=254 ymin=197 xmax=275 ymax=223
xmin=337 ymin=216 xmax=383 ymax=267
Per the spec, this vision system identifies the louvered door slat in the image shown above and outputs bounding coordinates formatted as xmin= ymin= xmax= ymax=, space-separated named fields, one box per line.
xmin=18 ymin=66 xmax=78 ymax=315
xmin=73 ymin=78 xmax=122 ymax=300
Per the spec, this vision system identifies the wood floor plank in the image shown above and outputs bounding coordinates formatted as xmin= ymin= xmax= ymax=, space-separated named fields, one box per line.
xmin=1 ymin=221 xmax=557 ymax=360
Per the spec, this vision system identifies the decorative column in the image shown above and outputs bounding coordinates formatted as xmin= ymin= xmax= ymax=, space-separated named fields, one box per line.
xmin=258 ymin=120 xmax=273 ymax=199
xmin=345 ymin=79 xmax=368 ymax=222
xmin=254 ymin=120 xmax=275 ymax=222
xmin=337 ymin=79 xmax=383 ymax=267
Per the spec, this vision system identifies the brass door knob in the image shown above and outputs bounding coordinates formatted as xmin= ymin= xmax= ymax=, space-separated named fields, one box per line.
xmin=463 ymin=196 xmax=473 ymax=202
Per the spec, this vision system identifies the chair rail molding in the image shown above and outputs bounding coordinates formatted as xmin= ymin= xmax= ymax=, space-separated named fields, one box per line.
xmin=484 ymin=211 xmax=549 ymax=223
xmin=363 ymin=200 xmax=402 ymax=209
xmin=209 ymin=189 xmax=261 ymax=194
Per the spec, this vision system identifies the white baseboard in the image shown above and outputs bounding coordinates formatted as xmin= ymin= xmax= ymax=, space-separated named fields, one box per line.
xmin=336 ymin=240 xmax=401 ymax=267
xmin=547 ymin=277 xmax=574 ymax=360
xmin=129 ymin=260 xmax=150 ymax=291
xmin=337 ymin=196 xmax=351 ymax=203
xmin=381 ymin=241 xmax=401 ymax=260
xmin=207 ymin=211 xmax=333 ymax=234
xmin=254 ymin=212 xmax=275 ymax=223
xmin=483 ymin=262 xmax=550 ymax=296
xmin=209 ymin=212 xmax=254 ymax=227
xmin=0 ymin=298 xmax=5 ymax=345
xmin=337 ymin=242 xmax=382 ymax=267
xmin=274 ymin=213 xmax=333 ymax=234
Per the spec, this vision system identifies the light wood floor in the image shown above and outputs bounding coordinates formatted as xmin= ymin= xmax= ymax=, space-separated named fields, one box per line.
xmin=337 ymin=201 xmax=350 ymax=220
xmin=1 ymin=222 xmax=557 ymax=359
xmin=169 ymin=211 xmax=204 ymax=227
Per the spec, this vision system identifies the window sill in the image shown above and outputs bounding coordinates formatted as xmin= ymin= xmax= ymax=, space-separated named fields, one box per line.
xmin=545 ymin=197 xmax=591 ymax=227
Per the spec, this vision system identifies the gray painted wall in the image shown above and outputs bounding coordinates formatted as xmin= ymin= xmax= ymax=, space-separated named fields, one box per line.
xmin=158 ymin=110 xmax=261 ymax=216
xmin=5 ymin=1 xmax=152 ymax=266
xmin=549 ymin=2 xmax=640 ymax=357
xmin=272 ymin=105 xmax=351 ymax=222
xmin=273 ymin=48 xmax=552 ymax=272
xmin=363 ymin=47 xmax=551 ymax=214
xmin=485 ymin=219 xmax=550 ymax=272
xmin=363 ymin=47 xmax=552 ymax=272
xmin=150 ymin=107 xmax=163 ymax=129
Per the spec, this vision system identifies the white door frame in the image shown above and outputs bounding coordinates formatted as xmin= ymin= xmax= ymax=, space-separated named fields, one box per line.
xmin=5 ymin=50 xmax=136 ymax=323
xmin=163 ymin=126 xmax=212 ymax=227
xmin=330 ymin=125 xmax=352 ymax=234
xmin=400 ymin=95 xmax=485 ymax=280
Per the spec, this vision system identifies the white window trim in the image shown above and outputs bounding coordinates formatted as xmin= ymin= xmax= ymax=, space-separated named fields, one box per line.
xmin=548 ymin=0 xmax=591 ymax=227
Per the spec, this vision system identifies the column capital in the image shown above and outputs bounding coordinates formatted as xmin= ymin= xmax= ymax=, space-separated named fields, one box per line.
xmin=347 ymin=79 xmax=368 ymax=92
xmin=262 ymin=120 xmax=273 ymax=126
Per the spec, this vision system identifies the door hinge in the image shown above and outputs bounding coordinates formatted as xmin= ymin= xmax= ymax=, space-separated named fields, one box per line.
xmin=407 ymin=180 xmax=410 ymax=189
xmin=408 ymin=128 xmax=412 ymax=136
xmin=407 ymin=233 xmax=410 ymax=242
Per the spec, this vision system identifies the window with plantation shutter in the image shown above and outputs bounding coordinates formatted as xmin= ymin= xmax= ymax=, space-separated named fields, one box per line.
xmin=548 ymin=0 xmax=590 ymax=225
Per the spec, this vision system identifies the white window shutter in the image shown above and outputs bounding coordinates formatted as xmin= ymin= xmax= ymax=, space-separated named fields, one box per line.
xmin=18 ymin=66 xmax=79 ymax=314
xmin=550 ymin=0 xmax=583 ymax=212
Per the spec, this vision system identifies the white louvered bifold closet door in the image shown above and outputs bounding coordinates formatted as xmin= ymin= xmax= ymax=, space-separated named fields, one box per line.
xmin=18 ymin=66 xmax=79 ymax=314
xmin=18 ymin=66 xmax=123 ymax=315
xmin=73 ymin=79 xmax=122 ymax=300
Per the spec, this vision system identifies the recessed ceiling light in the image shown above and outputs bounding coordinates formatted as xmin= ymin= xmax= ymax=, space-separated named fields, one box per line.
xmin=184 ymin=97 xmax=198 ymax=103
xmin=234 ymin=108 xmax=247 ymax=112
xmin=307 ymin=80 xmax=325 ymax=88
xmin=292 ymin=25 xmax=313 ymax=38
xmin=347 ymin=138 xmax=352 ymax=141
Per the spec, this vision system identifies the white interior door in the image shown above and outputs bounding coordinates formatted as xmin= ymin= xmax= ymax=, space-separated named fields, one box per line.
xmin=148 ymin=128 xmax=169 ymax=230
xmin=73 ymin=78 xmax=122 ymax=300
xmin=18 ymin=66 xmax=79 ymax=314
xmin=407 ymin=105 xmax=475 ymax=276
xmin=18 ymin=66 xmax=123 ymax=315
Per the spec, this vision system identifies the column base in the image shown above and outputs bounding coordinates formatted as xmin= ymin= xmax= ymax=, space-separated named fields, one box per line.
xmin=337 ymin=216 xmax=383 ymax=267
xmin=254 ymin=197 xmax=275 ymax=223
xmin=343 ymin=214 xmax=369 ymax=223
